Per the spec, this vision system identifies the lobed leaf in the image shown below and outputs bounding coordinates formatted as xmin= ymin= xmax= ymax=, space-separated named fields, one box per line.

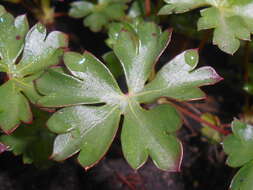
xmin=121 ymin=100 xmax=182 ymax=171
xmin=48 ymin=104 xmax=121 ymax=169
xmin=36 ymin=52 xmax=122 ymax=107
xmin=36 ymin=19 xmax=221 ymax=171
xmin=137 ymin=49 xmax=222 ymax=103
xmin=0 ymin=5 xmax=68 ymax=133
xmin=113 ymin=20 xmax=172 ymax=93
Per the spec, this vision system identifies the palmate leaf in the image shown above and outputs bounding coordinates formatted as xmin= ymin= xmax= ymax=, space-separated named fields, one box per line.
xmin=0 ymin=108 xmax=55 ymax=168
xmin=69 ymin=0 xmax=129 ymax=32
xmin=159 ymin=0 xmax=253 ymax=54
xmin=36 ymin=20 xmax=222 ymax=170
xmin=223 ymin=120 xmax=253 ymax=190
xmin=0 ymin=5 xmax=68 ymax=133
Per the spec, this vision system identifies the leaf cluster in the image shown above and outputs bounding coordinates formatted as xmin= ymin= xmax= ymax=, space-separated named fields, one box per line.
xmin=159 ymin=0 xmax=253 ymax=54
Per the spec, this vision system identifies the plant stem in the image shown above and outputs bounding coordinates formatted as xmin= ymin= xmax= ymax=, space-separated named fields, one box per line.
xmin=158 ymin=98 xmax=231 ymax=136
xmin=174 ymin=103 xmax=230 ymax=135
xmin=198 ymin=30 xmax=211 ymax=53
xmin=145 ymin=0 xmax=151 ymax=16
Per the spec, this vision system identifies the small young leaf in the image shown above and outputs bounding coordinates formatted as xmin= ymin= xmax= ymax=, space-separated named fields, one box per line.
xmin=159 ymin=0 xmax=253 ymax=54
xmin=0 ymin=5 xmax=68 ymax=133
xmin=69 ymin=0 xmax=129 ymax=32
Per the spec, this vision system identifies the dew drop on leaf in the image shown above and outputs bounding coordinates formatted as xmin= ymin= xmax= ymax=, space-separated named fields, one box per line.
xmin=78 ymin=58 xmax=86 ymax=65
xmin=0 ymin=17 xmax=4 ymax=23
xmin=185 ymin=49 xmax=198 ymax=68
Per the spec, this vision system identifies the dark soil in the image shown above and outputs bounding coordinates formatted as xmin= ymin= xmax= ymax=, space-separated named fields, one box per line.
xmin=0 ymin=1 xmax=246 ymax=190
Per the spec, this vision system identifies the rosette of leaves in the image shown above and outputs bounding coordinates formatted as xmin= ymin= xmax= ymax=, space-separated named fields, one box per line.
xmin=0 ymin=108 xmax=55 ymax=168
xmin=159 ymin=0 xmax=253 ymax=54
xmin=223 ymin=120 xmax=253 ymax=190
xmin=0 ymin=5 xmax=68 ymax=134
xmin=69 ymin=0 xmax=129 ymax=32
xmin=36 ymin=20 xmax=222 ymax=170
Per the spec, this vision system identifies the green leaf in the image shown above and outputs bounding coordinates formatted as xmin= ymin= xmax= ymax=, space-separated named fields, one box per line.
xmin=223 ymin=120 xmax=253 ymax=167
xmin=230 ymin=161 xmax=253 ymax=190
xmin=68 ymin=0 xmax=128 ymax=32
xmin=137 ymin=49 xmax=222 ymax=103
xmin=36 ymin=51 xmax=122 ymax=107
xmin=113 ymin=20 xmax=172 ymax=93
xmin=37 ymin=20 xmax=221 ymax=170
xmin=159 ymin=0 xmax=253 ymax=54
xmin=159 ymin=0 xmax=208 ymax=15
xmin=48 ymin=104 xmax=121 ymax=169
xmin=0 ymin=80 xmax=31 ymax=134
xmin=0 ymin=108 xmax=55 ymax=168
xmin=0 ymin=5 xmax=68 ymax=133
xmin=121 ymin=100 xmax=182 ymax=170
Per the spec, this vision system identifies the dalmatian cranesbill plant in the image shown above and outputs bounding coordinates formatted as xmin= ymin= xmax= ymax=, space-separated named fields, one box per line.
xmin=36 ymin=20 xmax=222 ymax=170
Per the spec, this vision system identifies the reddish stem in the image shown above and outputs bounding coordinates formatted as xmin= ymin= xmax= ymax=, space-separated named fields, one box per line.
xmin=115 ymin=172 xmax=137 ymax=190
xmin=145 ymin=0 xmax=151 ymax=16
xmin=54 ymin=12 xmax=68 ymax=18
xmin=171 ymin=103 xmax=230 ymax=136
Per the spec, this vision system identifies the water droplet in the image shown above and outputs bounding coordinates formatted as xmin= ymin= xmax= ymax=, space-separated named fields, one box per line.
xmin=36 ymin=23 xmax=46 ymax=33
xmin=185 ymin=49 xmax=198 ymax=68
xmin=0 ymin=17 xmax=4 ymax=23
xmin=78 ymin=58 xmax=86 ymax=65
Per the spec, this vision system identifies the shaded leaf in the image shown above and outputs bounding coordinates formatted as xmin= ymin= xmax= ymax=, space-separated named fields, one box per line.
xmin=102 ymin=51 xmax=123 ymax=79
xmin=159 ymin=0 xmax=253 ymax=54
xmin=0 ymin=108 xmax=55 ymax=168
xmin=69 ymin=0 xmax=128 ymax=32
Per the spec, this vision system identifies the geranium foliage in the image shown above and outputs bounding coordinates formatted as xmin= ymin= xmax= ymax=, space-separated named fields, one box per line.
xmin=159 ymin=0 xmax=253 ymax=54
xmin=223 ymin=120 xmax=253 ymax=190
xmin=36 ymin=20 xmax=222 ymax=170
xmin=0 ymin=5 xmax=68 ymax=134
xmin=69 ymin=0 xmax=129 ymax=32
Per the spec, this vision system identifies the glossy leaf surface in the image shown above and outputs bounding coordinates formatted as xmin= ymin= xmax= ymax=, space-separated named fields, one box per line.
xmin=69 ymin=0 xmax=128 ymax=32
xmin=37 ymin=20 xmax=221 ymax=170
xmin=0 ymin=6 xmax=68 ymax=133
xmin=159 ymin=0 xmax=253 ymax=54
